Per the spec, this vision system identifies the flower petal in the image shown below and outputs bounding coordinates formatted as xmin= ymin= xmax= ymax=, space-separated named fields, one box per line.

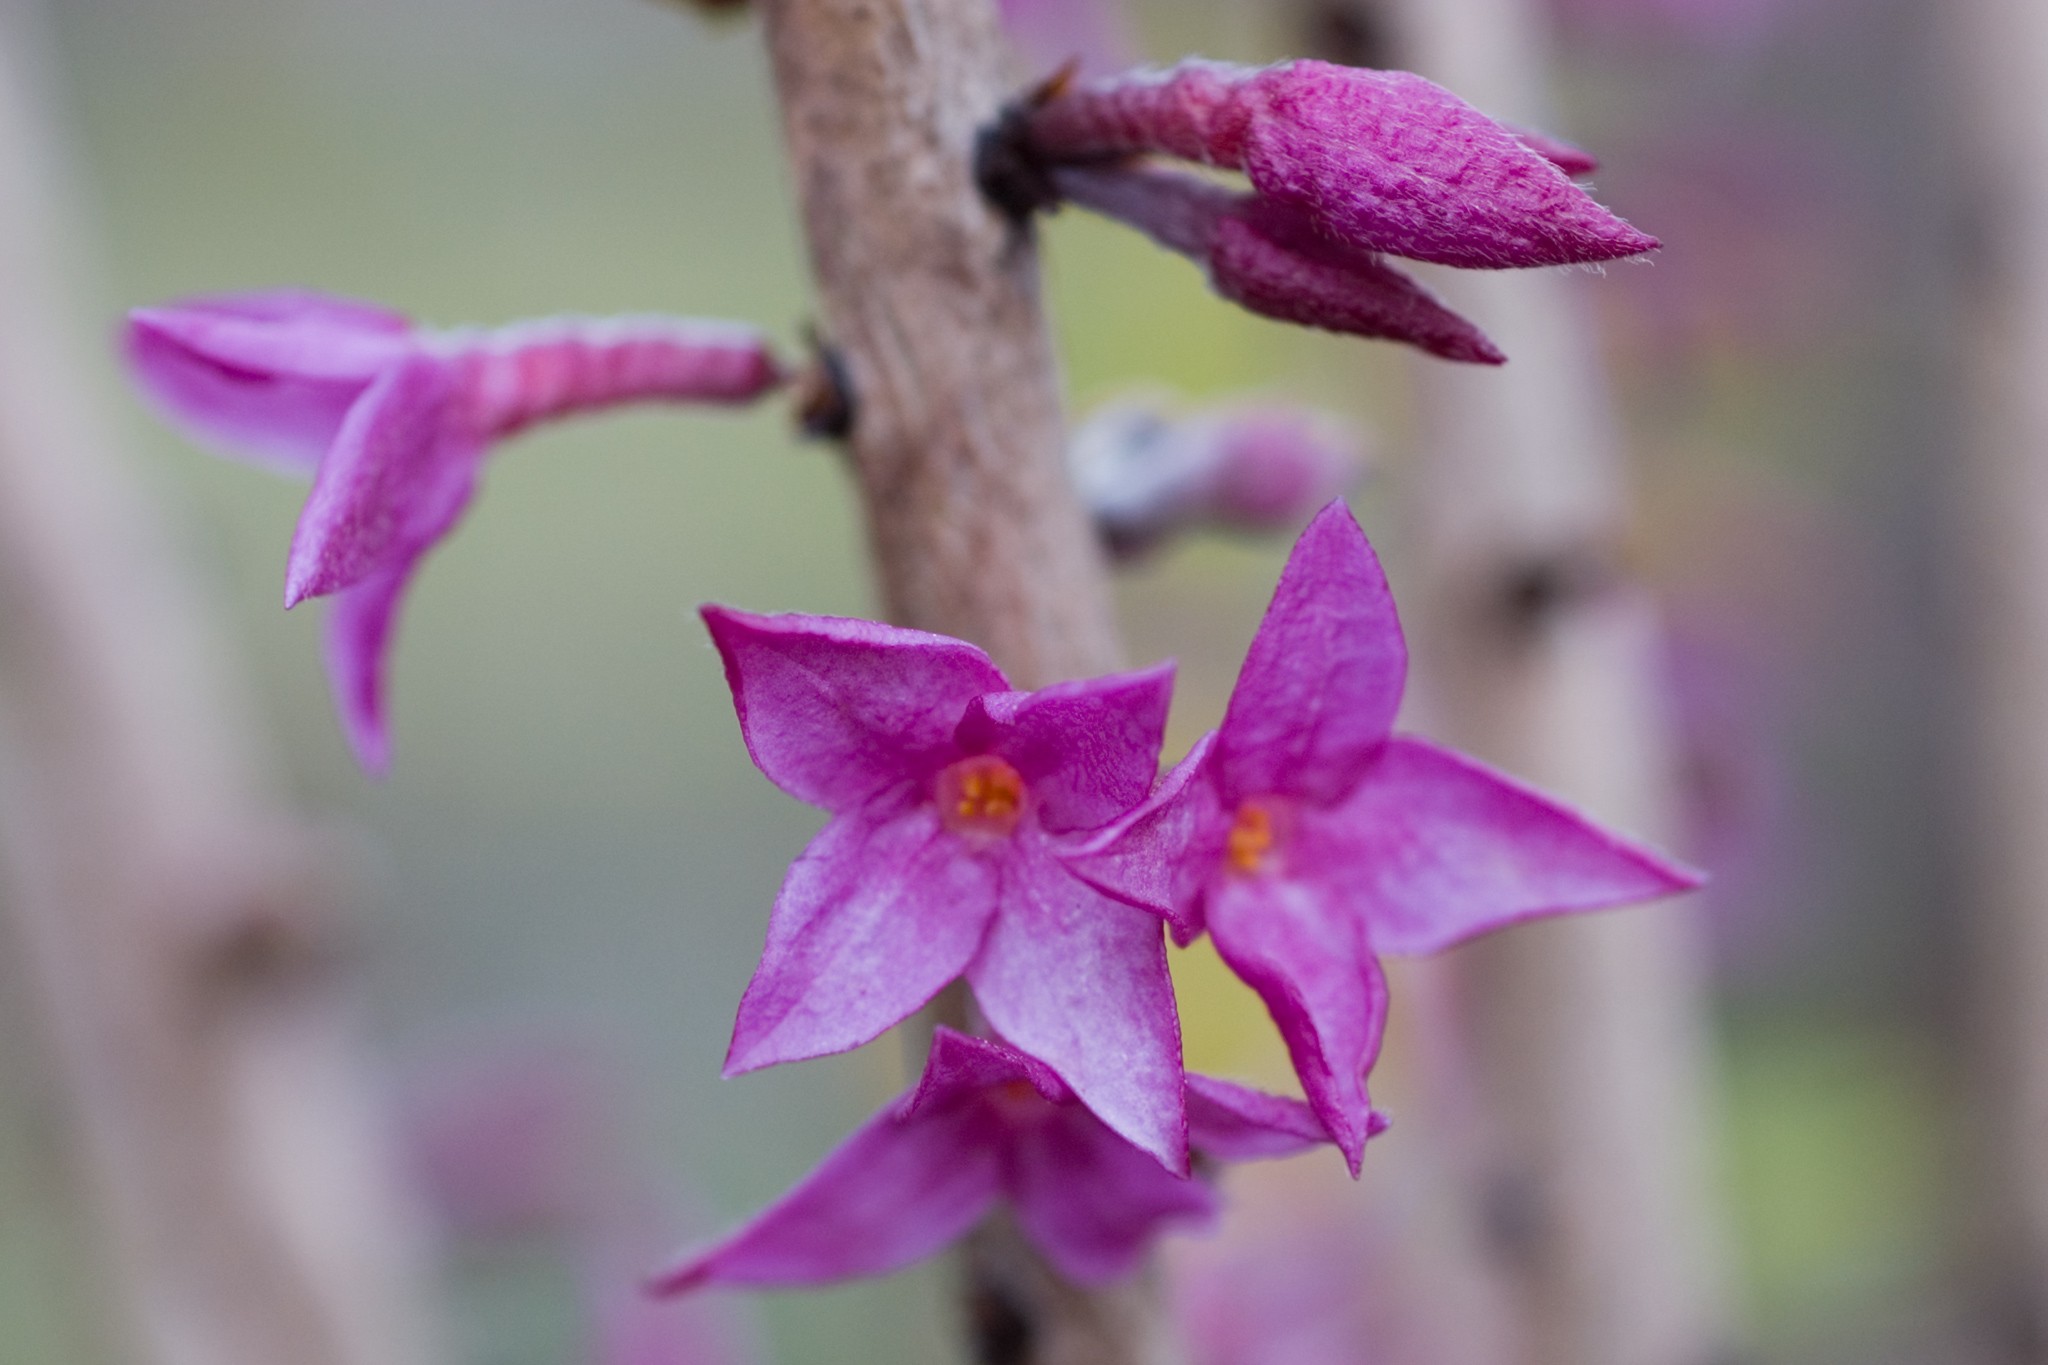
xmin=123 ymin=292 xmax=412 ymax=472
xmin=648 ymin=1099 xmax=1003 ymax=1292
xmin=1059 ymin=733 xmax=1219 ymax=941
xmin=700 ymin=606 xmax=1009 ymax=812
xmin=903 ymin=1027 xmax=1072 ymax=1117
xmin=954 ymin=662 xmax=1174 ymax=834
xmin=725 ymin=797 xmax=1000 ymax=1075
xmin=1216 ymin=501 xmax=1406 ymax=807
xmin=321 ymin=562 xmax=415 ymax=777
xmin=1206 ymin=874 xmax=1388 ymax=1175
xmin=284 ymin=353 xmax=480 ymax=604
xmin=968 ymin=845 xmax=1188 ymax=1172
xmin=1009 ymin=1106 xmax=1218 ymax=1285
xmin=1186 ymin=1073 xmax=1359 ymax=1162
xmin=1306 ymin=735 xmax=1705 ymax=958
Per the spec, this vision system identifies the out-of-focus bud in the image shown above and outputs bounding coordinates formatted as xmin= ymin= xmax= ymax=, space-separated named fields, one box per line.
xmin=1069 ymin=394 xmax=1369 ymax=558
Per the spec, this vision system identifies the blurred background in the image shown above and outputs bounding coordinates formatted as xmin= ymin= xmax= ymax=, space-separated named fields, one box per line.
xmin=0 ymin=0 xmax=1982 ymax=1362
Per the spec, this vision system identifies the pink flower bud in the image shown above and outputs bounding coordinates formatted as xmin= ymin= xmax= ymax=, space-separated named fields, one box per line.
xmin=1025 ymin=59 xmax=1655 ymax=269
xmin=1053 ymin=164 xmax=1504 ymax=362
xmin=1070 ymin=396 xmax=1368 ymax=557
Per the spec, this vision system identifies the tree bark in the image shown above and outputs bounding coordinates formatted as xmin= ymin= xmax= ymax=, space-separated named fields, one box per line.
xmin=1365 ymin=2 xmax=1738 ymax=1363
xmin=1952 ymin=0 xmax=2048 ymax=1356
xmin=0 ymin=5 xmax=444 ymax=1365
xmin=754 ymin=2 xmax=1177 ymax=1361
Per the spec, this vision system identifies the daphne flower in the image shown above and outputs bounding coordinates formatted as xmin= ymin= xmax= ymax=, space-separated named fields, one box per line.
xmin=1022 ymin=59 xmax=1656 ymax=270
xmin=1093 ymin=503 xmax=1702 ymax=1170
xmin=702 ymin=606 xmax=1195 ymax=1168
xmin=124 ymin=290 xmax=785 ymax=772
xmin=653 ymin=1028 xmax=1349 ymax=1293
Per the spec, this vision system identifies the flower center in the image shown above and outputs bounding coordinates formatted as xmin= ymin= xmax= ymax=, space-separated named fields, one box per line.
xmin=1226 ymin=799 xmax=1278 ymax=875
xmin=938 ymin=754 xmax=1027 ymax=837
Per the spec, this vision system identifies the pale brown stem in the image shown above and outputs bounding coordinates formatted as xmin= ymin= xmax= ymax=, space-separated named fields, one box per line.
xmin=1360 ymin=2 xmax=1738 ymax=1362
xmin=755 ymin=1 xmax=1177 ymax=1361
xmin=0 ymin=6 xmax=443 ymax=1365
xmin=1953 ymin=0 xmax=2048 ymax=1355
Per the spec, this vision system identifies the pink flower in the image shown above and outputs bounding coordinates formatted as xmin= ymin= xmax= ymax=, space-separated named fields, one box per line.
xmin=652 ymin=1028 xmax=1349 ymax=1292
xmin=1096 ymin=503 xmax=1702 ymax=1169
xmin=1022 ymin=59 xmax=1656 ymax=270
xmin=124 ymin=290 xmax=785 ymax=772
xmin=702 ymin=606 xmax=1192 ymax=1170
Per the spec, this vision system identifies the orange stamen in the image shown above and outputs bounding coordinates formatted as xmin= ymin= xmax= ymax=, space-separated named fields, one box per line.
xmin=938 ymin=754 xmax=1027 ymax=837
xmin=1226 ymin=801 xmax=1277 ymax=875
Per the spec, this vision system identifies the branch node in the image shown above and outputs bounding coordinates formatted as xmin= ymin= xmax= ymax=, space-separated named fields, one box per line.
xmin=973 ymin=65 xmax=1079 ymax=225
xmin=794 ymin=328 xmax=856 ymax=440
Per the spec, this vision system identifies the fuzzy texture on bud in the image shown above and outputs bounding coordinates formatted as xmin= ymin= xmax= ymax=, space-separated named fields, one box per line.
xmin=1053 ymin=165 xmax=1506 ymax=362
xmin=1024 ymin=59 xmax=1655 ymax=270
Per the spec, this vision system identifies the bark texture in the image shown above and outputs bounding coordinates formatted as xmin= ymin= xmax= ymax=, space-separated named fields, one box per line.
xmin=756 ymin=2 xmax=1176 ymax=1361
xmin=0 ymin=6 xmax=442 ymax=1365
xmin=1367 ymin=1 xmax=1737 ymax=1362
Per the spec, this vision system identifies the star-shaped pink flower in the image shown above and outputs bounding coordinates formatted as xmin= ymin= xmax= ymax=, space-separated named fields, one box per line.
xmin=703 ymin=606 xmax=1193 ymax=1170
xmin=1091 ymin=502 xmax=1703 ymax=1171
xmin=125 ymin=290 xmax=784 ymax=772
xmin=652 ymin=1028 xmax=1350 ymax=1292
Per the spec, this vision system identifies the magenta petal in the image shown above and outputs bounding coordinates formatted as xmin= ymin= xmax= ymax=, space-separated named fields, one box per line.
xmin=954 ymin=662 xmax=1174 ymax=834
xmin=1240 ymin=64 xmax=1659 ymax=269
xmin=1216 ymin=502 xmax=1406 ymax=807
xmin=123 ymin=295 xmax=411 ymax=472
xmin=701 ymin=607 xmax=1009 ymax=812
xmin=1310 ymin=736 xmax=1706 ymax=958
xmin=322 ymin=563 xmax=413 ymax=777
xmin=968 ymin=845 xmax=1187 ymax=1172
xmin=284 ymin=353 xmax=479 ymax=604
xmin=1060 ymin=733 xmax=1219 ymax=940
xmin=1206 ymin=875 xmax=1387 ymax=1175
xmin=649 ymin=1102 xmax=1002 ymax=1293
xmin=1185 ymin=1074 xmax=1355 ymax=1162
xmin=904 ymin=1027 xmax=1072 ymax=1115
xmin=1008 ymin=1107 xmax=1218 ymax=1285
xmin=725 ymin=797 xmax=1000 ymax=1075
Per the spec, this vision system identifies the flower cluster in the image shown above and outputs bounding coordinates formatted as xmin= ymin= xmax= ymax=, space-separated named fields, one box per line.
xmin=657 ymin=502 xmax=1696 ymax=1284
xmin=988 ymin=58 xmax=1653 ymax=359
xmin=118 ymin=35 xmax=1679 ymax=1317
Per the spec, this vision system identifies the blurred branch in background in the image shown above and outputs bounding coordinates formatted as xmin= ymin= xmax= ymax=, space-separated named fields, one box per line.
xmin=1954 ymin=0 xmax=2048 ymax=1358
xmin=1310 ymin=1 xmax=1739 ymax=1362
xmin=0 ymin=3 xmax=444 ymax=1363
